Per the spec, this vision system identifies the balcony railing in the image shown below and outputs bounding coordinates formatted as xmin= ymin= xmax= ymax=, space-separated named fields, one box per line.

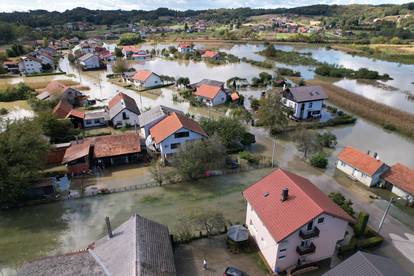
xmin=296 ymin=243 xmax=316 ymax=256
xmin=299 ymin=227 xmax=320 ymax=240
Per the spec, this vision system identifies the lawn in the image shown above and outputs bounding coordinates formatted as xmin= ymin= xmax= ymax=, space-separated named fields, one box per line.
xmin=0 ymin=100 xmax=31 ymax=111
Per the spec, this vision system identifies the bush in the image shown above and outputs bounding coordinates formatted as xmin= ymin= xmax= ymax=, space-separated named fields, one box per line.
xmin=310 ymin=153 xmax=328 ymax=168
xmin=0 ymin=83 xmax=34 ymax=102
xmin=0 ymin=108 xmax=8 ymax=115
xmin=239 ymin=151 xmax=259 ymax=165
xmin=119 ymin=33 xmax=142 ymax=45
xmin=354 ymin=212 xmax=369 ymax=238
xmin=358 ymin=236 xmax=384 ymax=249
xmin=276 ymin=67 xmax=301 ymax=77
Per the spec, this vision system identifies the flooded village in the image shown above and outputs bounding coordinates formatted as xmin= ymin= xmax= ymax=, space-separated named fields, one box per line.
xmin=1 ymin=8 xmax=414 ymax=276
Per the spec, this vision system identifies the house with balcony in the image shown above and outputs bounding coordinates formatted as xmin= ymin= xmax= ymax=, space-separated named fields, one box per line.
xmin=146 ymin=112 xmax=208 ymax=159
xmin=337 ymin=146 xmax=389 ymax=187
xmin=281 ymin=86 xmax=327 ymax=120
xmin=243 ymin=169 xmax=354 ymax=273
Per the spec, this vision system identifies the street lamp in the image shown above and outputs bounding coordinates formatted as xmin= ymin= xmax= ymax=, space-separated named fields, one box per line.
xmin=377 ymin=196 xmax=401 ymax=233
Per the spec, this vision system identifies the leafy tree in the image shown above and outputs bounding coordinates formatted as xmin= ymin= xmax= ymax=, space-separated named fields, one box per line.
xmin=200 ymin=117 xmax=252 ymax=150
xmin=229 ymin=107 xmax=252 ymax=123
xmin=250 ymin=98 xmax=260 ymax=111
xmin=184 ymin=22 xmax=189 ymax=32
xmin=329 ymin=192 xmax=355 ymax=216
xmin=0 ymin=83 xmax=34 ymax=102
xmin=176 ymin=77 xmax=190 ymax=88
xmin=354 ymin=212 xmax=369 ymax=237
xmin=257 ymin=93 xmax=288 ymax=134
xmin=112 ymin=59 xmax=129 ymax=73
xmin=317 ymin=132 xmax=337 ymax=148
xmin=114 ymin=47 xmax=123 ymax=58
xmin=190 ymin=210 xmax=226 ymax=236
xmin=36 ymin=112 xmax=81 ymax=143
xmin=6 ymin=44 xmax=26 ymax=57
xmin=0 ymin=120 xmax=48 ymax=206
xmin=0 ymin=65 xmax=7 ymax=75
xmin=119 ymin=33 xmax=142 ymax=45
xmin=295 ymin=128 xmax=322 ymax=158
xmin=42 ymin=37 xmax=49 ymax=48
xmin=149 ymin=160 xmax=166 ymax=186
xmin=171 ymin=137 xmax=227 ymax=180
xmin=310 ymin=153 xmax=328 ymax=168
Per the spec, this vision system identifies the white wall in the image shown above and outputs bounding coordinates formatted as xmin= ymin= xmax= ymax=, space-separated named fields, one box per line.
xmin=246 ymin=203 xmax=349 ymax=273
xmin=156 ymin=128 xmax=204 ymax=157
xmin=198 ymin=89 xmax=227 ymax=107
xmin=84 ymin=118 xmax=106 ymax=128
xmin=133 ymin=73 xmax=162 ymax=88
xmin=282 ymin=98 xmax=323 ymax=120
xmin=18 ymin=60 xmax=42 ymax=75
xmin=336 ymin=160 xmax=374 ymax=187
xmin=111 ymin=109 xmax=140 ymax=128
xmin=391 ymin=186 xmax=414 ymax=201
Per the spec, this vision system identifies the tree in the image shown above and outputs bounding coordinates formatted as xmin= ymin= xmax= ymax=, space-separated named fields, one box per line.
xmin=257 ymin=93 xmax=288 ymax=134
xmin=354 ymin=212 xmax=369 ymax=237
xmin=191 ymin=210 xmax=226 ymax=236
xmin=295 ymin=127 xmax=322 ymax=158
xmin=36 ymin=112 xmax=80 ymax=143
xmin=171 ymin=137 xmax=227 ymax=180
xmin=149 ymin=160 xmax=165 ymax=186
xmin=309 ymin=153 xmax=328 ymax=168
xmin=329 ymin=192 xmax=355 ymax=216
xmin=200 ymin=117 xmax=252 ymax=150
xmin=42 ymin=37 xmax=49 ymax=48
xmin=112 ymin=59 xmax=129 ymax=74
xmin=0 ymin=120 xmax=48 ymax=206
xmin=317 ymin=132 xmax=337 ymax=148
xmin=119 ymin=33 xmax=142 ymax=45
xmin=0 ymin=65 xmax=7 ymax=75
xmin=114 ymin=47 xmax=123 ymax=58
xmin=176 ymin=77 xmax=190 ymax=88
xmin=184 ymin=22 xmax=189 ymax=32
xmin=229 ymin=107 xmax=252 ymax=124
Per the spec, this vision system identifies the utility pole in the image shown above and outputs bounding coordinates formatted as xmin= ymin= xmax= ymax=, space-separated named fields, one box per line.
xmin=271 ymin=139 xmax=276 ymax=167
xmin=378 ymin=196 xmax=397 ymax=233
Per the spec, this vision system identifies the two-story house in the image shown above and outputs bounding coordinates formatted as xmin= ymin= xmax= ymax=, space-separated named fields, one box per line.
xmin=243 ymin=169 xmax=354 ymax=273
xmin=18 ymin=56 xmax=43 ymax=75
xmin=281 ymin=86 xmax=327 ymax=120
xmin=138 ymin=105 xmax=184 ymax=138
xmin=337 ymin=146 xmax=390 ymax=187
xmin=79 ymin=53 xmax=101 ymax=70
xmin=147 ymin=112 xmax=208 ymax=159
xmin=108 ymin=92 xmax=140 ymax=128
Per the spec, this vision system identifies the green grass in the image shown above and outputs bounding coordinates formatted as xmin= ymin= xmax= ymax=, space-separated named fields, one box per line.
xmin=0 ymin=100 xmax=31 ymax=111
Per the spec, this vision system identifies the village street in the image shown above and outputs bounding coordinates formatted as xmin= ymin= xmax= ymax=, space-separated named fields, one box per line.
xmin=250 ymin=125 xmax=414 ymax=271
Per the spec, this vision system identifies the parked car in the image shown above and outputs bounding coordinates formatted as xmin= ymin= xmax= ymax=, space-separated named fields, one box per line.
xmin=224 ymin=266 xmax=248 ymax=276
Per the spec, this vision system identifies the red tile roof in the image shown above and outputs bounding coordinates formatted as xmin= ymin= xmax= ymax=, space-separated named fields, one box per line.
xmin=53 ymin=99 xmax=73 ymax=119
xmin=122 ymin=45 xmax=140 ymax=53
xmin=383 ymin=163 xmax=414 ymax=195
xmin=231 ymin=91 xmax=240 ymax=101
xmin=44 ymin=81 xmax=68 ymax=94
xmin=66 ymin=109 xmax=85 ymax=119
xmin=338 ymin=146 xmax=385 ymax=176
xmin=178 ymin=42 xmax=192 ymax=49
xmin=62 ymin=140 xmax=91 ymax=164
xmin=93 ymin=133 xmax=141 ymax=158
xmin=194 ymin=84 xmax=223 ymax=99
xmin=243 ymin=169 xmax=354 ymax=242
xmin=150 ymin=112 xmax=208 ymax=144
xmin=132 ymin=70 xmax=153 ymax=81
xmin=202 ymin=50 xmax=219 ymax=58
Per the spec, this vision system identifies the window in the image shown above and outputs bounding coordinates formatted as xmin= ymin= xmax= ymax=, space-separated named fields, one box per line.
xmin=279 ymin=248 xmax=287 ymax=252
xmin=171 ymin=143 xmax=181 ymax=149
xmin=340 ymin=161 xmax=345 ymax=166
xmin=122 ymin=112 xmax=129 ymax=120
xmin=174 ymin=131 xmax=190 ymax=138
xmin=278 ymin=255 xmax=286 ymax=260
xmin=309 ymin=102 xmax=313 ymax=108
xmin=318 ymin=217 xmax=324 ymax=224
xmin=94 ymin=119 xmax=101 ymax=124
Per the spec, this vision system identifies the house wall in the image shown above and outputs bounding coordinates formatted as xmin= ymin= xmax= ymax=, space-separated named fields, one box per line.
xmin=84 ymin=118 xmax=107 ymax=128
xmin=199 ymin=90 xmax=227 ymax=107
xmin=80 ymin=56 xmax=100 ymax=69
xmin=336 ymin=160 xmax=388 ymax=187
xmin=156 ymin=128 xmax=204 ymax=157
xmin=294 ymin=100 xmax=323 ymax=120
xmin=246 ymin=203 xmax=349 ymax=272
xmin=178 ymin=47 xmax=192 ymax=54
xmin=18 ymin=60 xmax=42 ymax=75
xmin=143 ymin=74 xmax=162 ymax=88
xmin=111 ymin=109 xmax=140 ymax=128
xmin=391 ymin=186 xmax=414 ymax=201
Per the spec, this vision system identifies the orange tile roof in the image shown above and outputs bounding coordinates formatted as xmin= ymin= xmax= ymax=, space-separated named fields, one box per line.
xmin=44 ymin=81 xmax=68 ymax=95
xmin=122 ymin=45 xmax=140 ymax=52
xmin=66 ymin=109 xmax=85 ymax=119
xmin=202 ymin=50 xmax=219 ymax=58
xmin=338 ymin=146 xmax=385 ymax=176
xmin=53 ymin=99 xmax=73 ymax=119
xmin=231 ymin=91 xmax=240 ymax=101
xmin=383 ymin=163 xmax=414 ymax=195
xmin=132 ymin=70 xmax=153 ymax=82
xmin=93 ymin=133 xmax=141 ymax=158
xmin=150 ymin=112 xmax=208 ymax=144
xmin=178 ymin=42 xmax=191 ymax=48
xmin=194 ymin=84 xmax=223 ymax=99
xmin=62 ymin=140 xmax=91 ymax=164
xmin=243 ymin=169 xmax=354 ymax=242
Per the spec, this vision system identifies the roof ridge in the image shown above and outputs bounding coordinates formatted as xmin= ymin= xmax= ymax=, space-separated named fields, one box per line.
xmin=359 ymin=251 xmax=385 ymax=276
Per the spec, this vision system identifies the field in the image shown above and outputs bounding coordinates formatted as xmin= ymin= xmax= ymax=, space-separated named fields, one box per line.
xmin=0 ymin=100 xmax=31 ymax=111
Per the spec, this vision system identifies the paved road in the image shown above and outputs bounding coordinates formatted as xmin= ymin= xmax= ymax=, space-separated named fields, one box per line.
xmin=250 ymin=126 xmax=414 ymax=272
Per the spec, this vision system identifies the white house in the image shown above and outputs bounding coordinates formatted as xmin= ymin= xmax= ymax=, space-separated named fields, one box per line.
xmin=108 ymin=92 xmax=140 ymax=128
xmin=178 ymin=42 xmax=193 ymax=54
xmin=18 ymin=56 xmax=43 ymax=75
xmin=122 ymin=45 xmax=140 ymax=58
xmin=78 ymin=53 xmax=101 ymax=70
xmin=131 ymin=70 xmax=162 ymax=89
xmin=281 ymin=86 xmax=327 ymax=120
xmin=194 ymin=84 xmax=227 ymax=106
xmin=382 ymin=163 xmax=414 ymax=204
xmin=146 ymin=112 xmax=208 ymax=159
xmin=83 ymin=109 xmax=109 ymax=128
xmin=337 ymin=146 xmax=389 ymax=187
xmin=243 ymin=169 xmax=354 ymax=273
xmin=138 ymin=105 xmax=184 ymax=138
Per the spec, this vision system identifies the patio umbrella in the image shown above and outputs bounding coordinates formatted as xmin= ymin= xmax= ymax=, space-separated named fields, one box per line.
xmin=227 ymin=225 xmax=249 ymax=242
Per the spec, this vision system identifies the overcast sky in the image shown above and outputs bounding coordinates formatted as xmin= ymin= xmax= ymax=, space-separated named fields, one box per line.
xmin=0 ymin=0 xmax=411 ymax=12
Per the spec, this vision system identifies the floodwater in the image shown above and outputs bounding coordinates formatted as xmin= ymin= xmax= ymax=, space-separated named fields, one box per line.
xmin=1 ymin=42 xmax=414 ymax=273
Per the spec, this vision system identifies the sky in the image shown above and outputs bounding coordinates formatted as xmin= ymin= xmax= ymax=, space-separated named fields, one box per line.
xmin=0 ymin=0 xmax=411 ymax=12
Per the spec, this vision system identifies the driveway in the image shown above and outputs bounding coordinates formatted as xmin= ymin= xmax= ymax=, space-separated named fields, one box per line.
xmin=174 ymin=235 xmax=267 ymax=276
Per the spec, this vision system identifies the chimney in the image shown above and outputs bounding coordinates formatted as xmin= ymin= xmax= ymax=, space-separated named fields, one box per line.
xmin=281 ymin=188 xmax=289 ymax=202
xmin=373 ymin=152 xmax=378 ymax=159
xmin=367 ymin=150 xmax=370 ymax=156
xmin=105 ymin=216 xmax=113 ymax=238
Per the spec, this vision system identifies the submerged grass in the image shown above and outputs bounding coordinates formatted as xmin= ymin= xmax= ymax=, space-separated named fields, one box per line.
xmin=306 ymin=79 xmax=414 ymax=139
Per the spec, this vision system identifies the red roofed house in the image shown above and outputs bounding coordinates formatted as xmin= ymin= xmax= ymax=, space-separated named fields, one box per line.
xmin=62 ymin=140 xmax=92 ymax=175
xmin=194 ymin=84 xmax=227 ymax=106
xmin=131 ymin=70 xmax=162 ymax=88
xmin=107 ymin=92 xmax=140 ymax=128
xmin=53 ymin=99 xmax=73 ymax=119
xmin=147 ymin=112 xmax=207 ymax=159
xmin=382 ymin=163 xmax=414 ymax=204
xmin=336 ymin=146 xmax=389 ymax=187
xmin=243 ymin=169 xmax=354 ymax=273
xmin=201 ymin=50 xmax=220 ymax=60
xmin=121 ymin=45 xmax=140 ymax=58
xmin=178 ymin=42 xmax=193 ymax=54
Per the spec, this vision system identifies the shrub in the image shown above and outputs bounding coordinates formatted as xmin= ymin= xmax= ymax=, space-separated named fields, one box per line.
xmin=310 ymin=153 xmax=328 ymax=168
xmin=0 ymin=108 xmax=8 ymax=115
xmin=354 ymin=212 xmax=370 ymax=238
xmin=358 ymin=236 xmax=384 ymax=249
xmin=383 ymin=123 xmax=397 ymax=131
xmin=239 ymin=151 xmax=259 ymax=165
